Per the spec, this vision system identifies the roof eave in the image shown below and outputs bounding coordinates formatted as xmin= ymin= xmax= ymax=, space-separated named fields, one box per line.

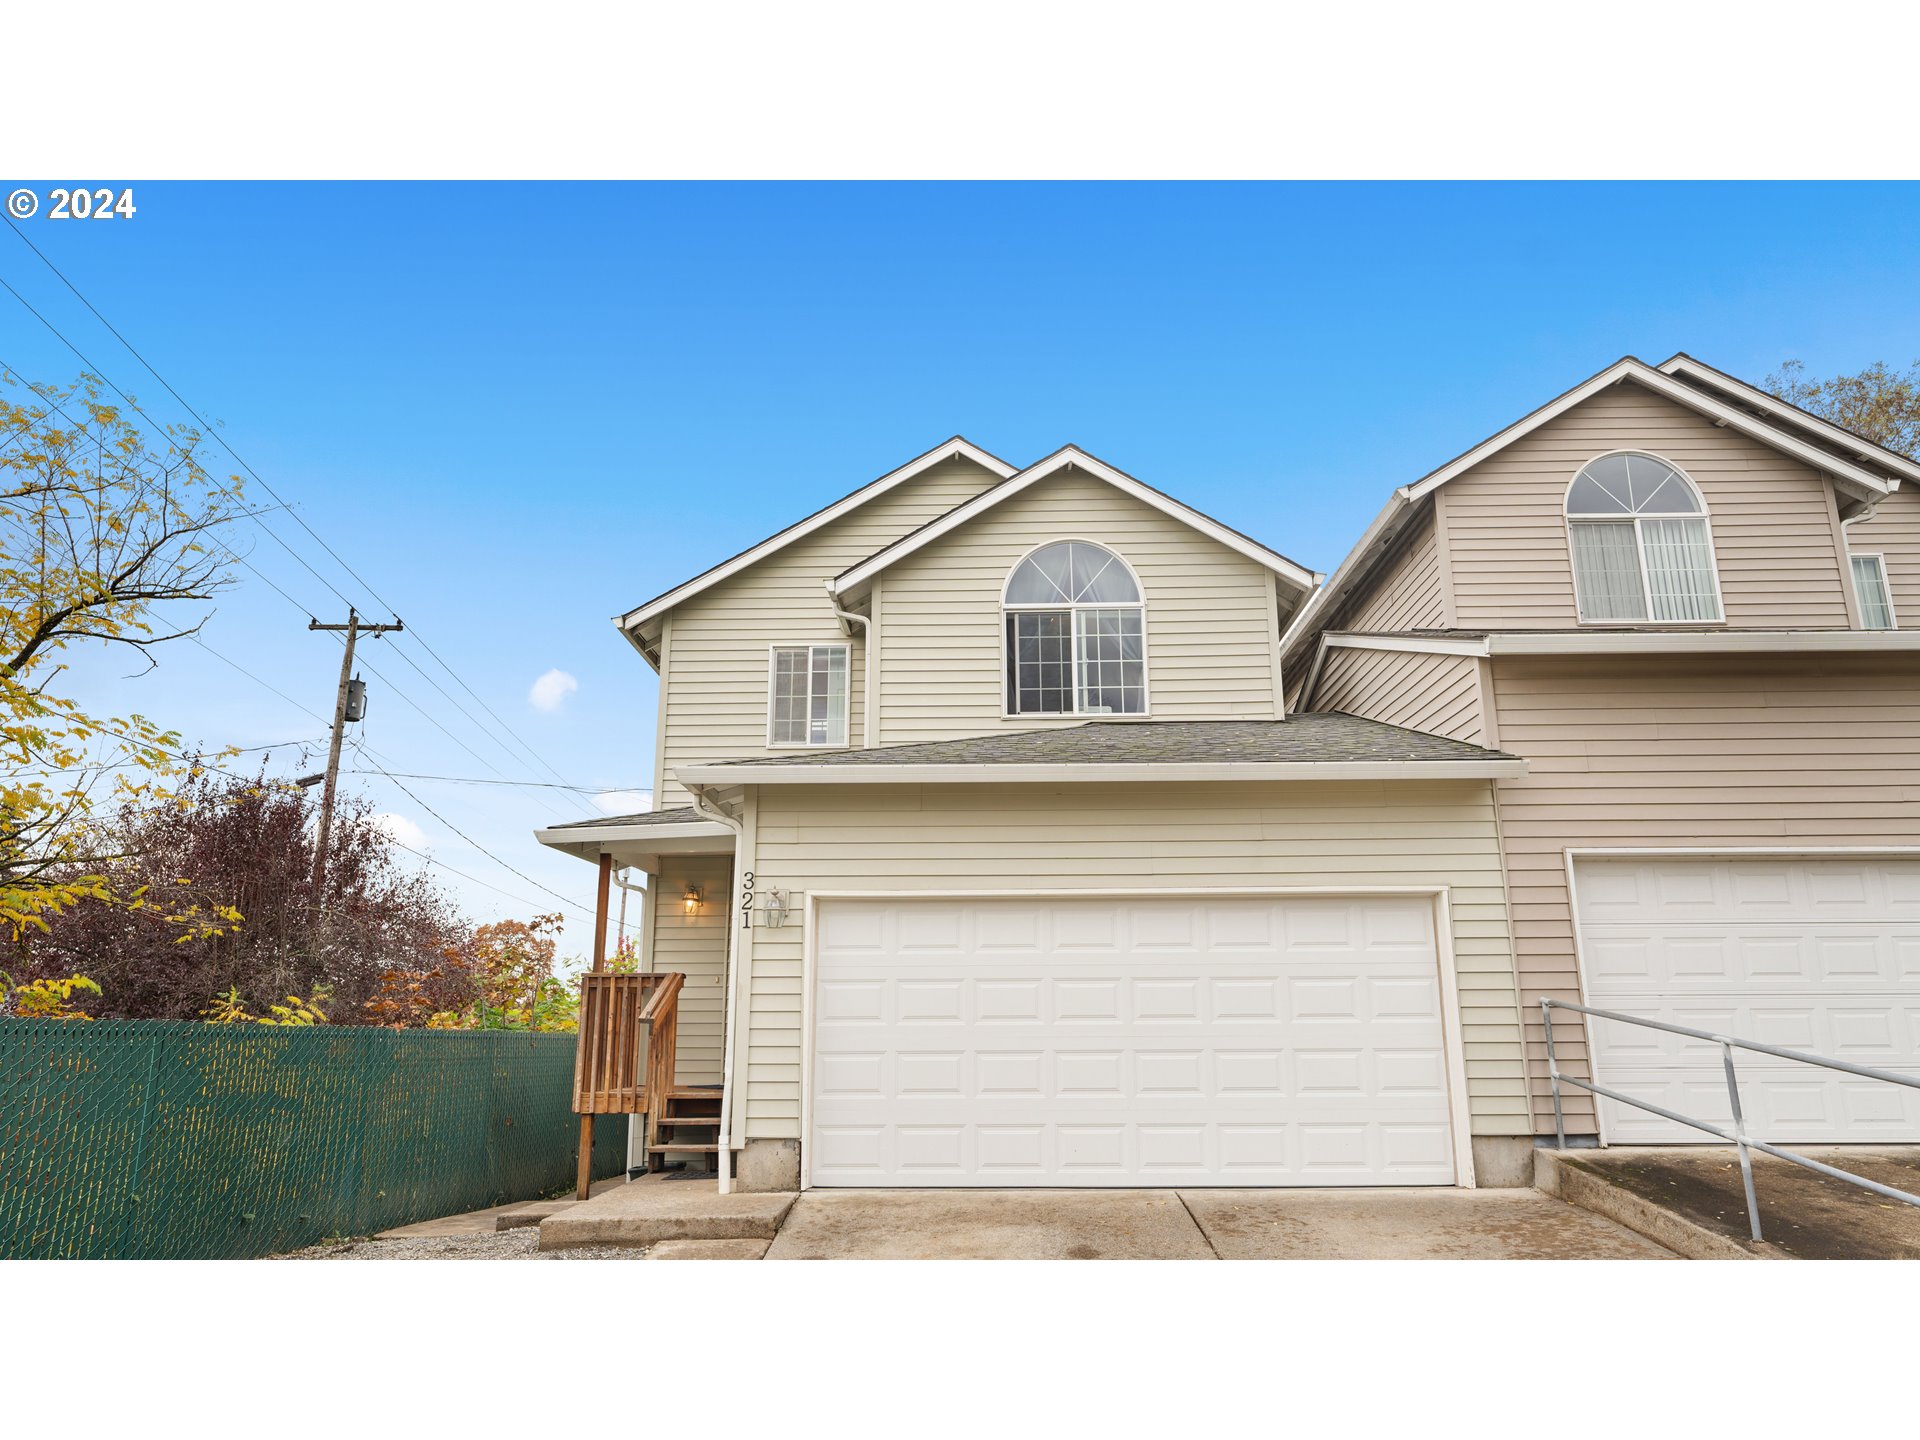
xmin=1399 ymin=358 xmax=1894 ymax=507
xmin=1656 ymin=354 xmax=1920 ymax=487
xmin=830 ymin=445 xmax=1321 ymax=601
xmin=672 ymin=758 xmax=1527 ymax=785
xmin=615 ymin=436 xmax=1018 ymax=634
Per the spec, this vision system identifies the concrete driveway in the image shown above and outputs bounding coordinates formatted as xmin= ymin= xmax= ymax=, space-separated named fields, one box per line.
xmin=763 ymin=1187 xmax=1671 ymax=1260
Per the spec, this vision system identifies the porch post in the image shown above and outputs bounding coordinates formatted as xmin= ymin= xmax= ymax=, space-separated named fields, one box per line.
xmin=577 ymin=851 xmax=615 ymax=1199
xmin=592 ymin=851 xmax=613 ymax=972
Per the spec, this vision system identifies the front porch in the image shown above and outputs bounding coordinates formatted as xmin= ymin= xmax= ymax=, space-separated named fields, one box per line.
xmin=541 ymin=807 xmax=739 ymax=1195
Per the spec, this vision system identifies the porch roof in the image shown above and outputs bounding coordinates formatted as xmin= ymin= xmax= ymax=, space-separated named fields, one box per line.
xmin=533 ymin=805 xmax=735 ymax=868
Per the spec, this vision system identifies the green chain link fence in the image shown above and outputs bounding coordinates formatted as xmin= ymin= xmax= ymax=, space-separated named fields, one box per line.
xmin=0 ymin=1020 xmax=625 ymax=1259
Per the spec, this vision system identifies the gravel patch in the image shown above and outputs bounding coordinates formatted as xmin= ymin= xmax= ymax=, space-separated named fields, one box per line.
xmin=274 ymin=1229 xmax=650 ymax=1260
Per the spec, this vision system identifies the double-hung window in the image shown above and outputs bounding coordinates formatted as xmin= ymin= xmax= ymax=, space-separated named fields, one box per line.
xmin=768 ymin=643 xmax=849 ymax=746
xmin=1852 ymin=553 xmax=1897 ymax=630
xmin=1003 ymin=540 xmax=1146 ymax=716
xmin=1566 ymin=452 xmax=1723 ymax=623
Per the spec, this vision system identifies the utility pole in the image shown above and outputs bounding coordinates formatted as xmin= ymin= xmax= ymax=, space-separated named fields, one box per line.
xmin=308 ymin=608 xmax=403 ymax=897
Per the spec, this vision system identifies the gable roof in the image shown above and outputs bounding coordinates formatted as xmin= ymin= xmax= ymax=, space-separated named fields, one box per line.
xmin=615 ymin=436 xmax=1017 ymax=639
xmin=1657 ymin=352 xmax=1920 ymax=488
xmin=1280 ymin=354 xmax=1904 ymax=667
xmin=1399 ymin=355 xmax=1899 ymax=506
xmin=829 ymin=444 xmax=1320 ymax=600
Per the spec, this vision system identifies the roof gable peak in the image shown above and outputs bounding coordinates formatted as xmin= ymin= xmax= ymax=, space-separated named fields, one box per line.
xmin=832 ymin=442 xmax=1320 ymax=598
xmin=616 ymin=435 xmax=1016 ymax=641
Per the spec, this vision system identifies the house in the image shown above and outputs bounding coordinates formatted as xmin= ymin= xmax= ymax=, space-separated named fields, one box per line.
xmin=1279 ymin=354 xmax=1920 ymax=1152
xmin=539 ymin=355 xmax=1920 ymax=1193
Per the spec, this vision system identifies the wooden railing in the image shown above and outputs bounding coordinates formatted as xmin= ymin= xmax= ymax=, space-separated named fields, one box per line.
xmin=571 ymin=971 xmax=683 ymax=1196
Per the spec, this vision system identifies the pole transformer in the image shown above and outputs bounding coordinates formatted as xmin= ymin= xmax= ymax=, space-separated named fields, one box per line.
xmin=308 ymin=608 xmax=403 ymax=899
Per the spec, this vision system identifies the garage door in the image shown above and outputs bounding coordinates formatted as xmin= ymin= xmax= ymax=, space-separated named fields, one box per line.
xmin=1576 ymin=856 xmax=1920 ymax=1144
xmin=808 ymin=894 xmax=1459 ymax=1187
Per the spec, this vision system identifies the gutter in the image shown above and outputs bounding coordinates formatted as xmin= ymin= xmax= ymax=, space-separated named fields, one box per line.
xmin=675 ymin=757 xmax=1529 ymax=785
xmin=684 ymin=782 xmax=747 ymax=1195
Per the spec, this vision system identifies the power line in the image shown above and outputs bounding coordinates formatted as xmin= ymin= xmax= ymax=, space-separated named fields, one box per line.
xmin=0 ymin=374 xmax=578 ymax=826
xmin=348 ymin=748 xmax=594 ymax=919
xmin=0 ymin=271 xmax=365 ymax=613
xmin=2 ymin=220 xmax=596 ymax=811
xmin=189 ymin=636 xmax=334 ymax=726
xmin=339 ymin=769 xmax=646 ymax=795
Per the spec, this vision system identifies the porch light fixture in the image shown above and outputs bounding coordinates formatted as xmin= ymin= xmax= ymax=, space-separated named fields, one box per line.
xmin=682 ymin=884 xmax=703 ymax=915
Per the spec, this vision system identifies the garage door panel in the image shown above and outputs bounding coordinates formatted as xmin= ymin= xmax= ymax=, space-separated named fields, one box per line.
xmin=810 ymin=895 xmax=1456 ymax=1187
xmin=1578 ymin=857 xmax=1920 ymax=1145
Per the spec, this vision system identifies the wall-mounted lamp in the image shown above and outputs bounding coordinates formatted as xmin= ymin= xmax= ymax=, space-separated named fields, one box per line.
xmin=682 ymin=884 xmax=704 ymax=915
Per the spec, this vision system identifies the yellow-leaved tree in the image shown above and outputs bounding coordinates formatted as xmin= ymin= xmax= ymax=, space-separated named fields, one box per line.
xmin=1 ymin=371 xmax=247 ymax=939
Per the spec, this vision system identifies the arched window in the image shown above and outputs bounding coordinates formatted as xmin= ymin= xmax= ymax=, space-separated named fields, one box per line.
xmin=1566 ymin=452 xmax=1722 ymax=622
xmin=1003 ymin=540 xmax=1146 ymax=715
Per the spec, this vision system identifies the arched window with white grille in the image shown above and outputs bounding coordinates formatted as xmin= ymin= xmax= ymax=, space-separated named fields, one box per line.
xmin=1002 ymin=540 xmax=1147 ymax=715
xmin=1566 ymin=452 xmax=1723 ymax=623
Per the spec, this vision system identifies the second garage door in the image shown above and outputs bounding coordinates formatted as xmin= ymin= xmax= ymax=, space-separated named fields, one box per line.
xmin=1577 ymin=855 xmax=1920 ymax=1144
xmin=807 ymin=894 xmax=1459 ymax=1187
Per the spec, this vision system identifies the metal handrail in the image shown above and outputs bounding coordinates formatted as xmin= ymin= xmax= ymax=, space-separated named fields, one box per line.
xmin=1540 ymin=996 xmax=1920 ymax=1243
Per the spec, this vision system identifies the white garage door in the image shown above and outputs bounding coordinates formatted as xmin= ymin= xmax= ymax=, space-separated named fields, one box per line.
xmin=1576 ymin=855 xmax=1920 ymax=1144
xmin=808 ymin=894 xmax=1459 ymax=1187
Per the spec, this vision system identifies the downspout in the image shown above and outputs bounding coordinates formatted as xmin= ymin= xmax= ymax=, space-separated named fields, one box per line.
xmin=824 ymin=580 xmax=873 ymax=748
xmin=613 ymin=866 xmax=650 ymax=1176
xmin=686 ymin=781 xmax=746 ymax=1193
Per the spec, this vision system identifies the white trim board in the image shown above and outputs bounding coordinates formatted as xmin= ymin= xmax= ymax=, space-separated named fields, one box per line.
xmin=1322 ymin=632 xmax=1492 ymax=657
xmin=616 ymin=436 xmax=1017 ymax=636
xmin=796 ymin=886 xmax=1479 ymax=1191
xmin=831 ymin=445 xmax=1321 ymax=599
xmin=1315 ymin=629 xmax=1920 ymax=659
xmin=1657 ymin=354 xmax=1920 ymax=488
xmin=675 ymin=758 xmax=1527 ymax=785
xmin=1400 ymin=357 xmax=1896 ymax=507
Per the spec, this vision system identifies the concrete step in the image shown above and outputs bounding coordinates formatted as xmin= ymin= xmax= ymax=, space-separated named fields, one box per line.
xmin=1534 ymin=1147 xmax=1775 ymax=1259
xmin=538 ymin=1176 xmax=795 ymax=1250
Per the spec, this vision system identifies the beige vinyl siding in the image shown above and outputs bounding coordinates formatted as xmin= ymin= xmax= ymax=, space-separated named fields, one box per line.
xmin=1488 ymin=653 xmax=1920 ymax=1132
xmin=739 ymin=780 xmax=1529 ymax=1142
xmin=651 ymin=853 xmax=733 ymax=1085
xmin=1332 ymin=507 xmax=1447 ymax=633
xmin=878 ymin=470 xmax=1282 ymax=744
xmin=1848 ymin=486 xmax=1920 ymax=627
xmin=1314 ymin=646 xmax=1485 ymax=744
xmin=655 ymin=457 xmax=1003 ymax=805
xmin=1440 ymin=382 xmax=1855 ymax=630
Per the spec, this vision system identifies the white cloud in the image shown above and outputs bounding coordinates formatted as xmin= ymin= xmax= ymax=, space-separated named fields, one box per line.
xmin=529 ymin=668 xmax=579 ymax=713
xmin=371 ymin=812 xmax=427 ymax=850
xmin=592 ymin=789 xmax=653 ymax=815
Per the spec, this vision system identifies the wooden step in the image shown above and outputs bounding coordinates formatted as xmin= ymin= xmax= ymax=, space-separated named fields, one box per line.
xmin=648 ymin=1142 xmax=719 ymax=1153
xmin=668 ymin=1087 xmax=722 ymax=1099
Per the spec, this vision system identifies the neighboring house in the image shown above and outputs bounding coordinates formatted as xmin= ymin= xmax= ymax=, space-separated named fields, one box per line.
xmin=539 ymin=355 xmax=1920 ymax=1194
xmin=541 ymin=438 xmax=1535 ymax=1191
xmin=1280 ymin=354 xmax=1920 ymax=1150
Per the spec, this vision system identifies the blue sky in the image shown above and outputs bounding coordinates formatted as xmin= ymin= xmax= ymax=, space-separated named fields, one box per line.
xmin=6 ymin=181 xmax=1919 ymax=957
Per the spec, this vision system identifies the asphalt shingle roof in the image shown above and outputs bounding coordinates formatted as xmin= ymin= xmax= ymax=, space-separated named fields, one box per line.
xmin=545 ymin=805 xmax=706 ymax=832
xmin=693 ymin=714 xmax=1516 ymax=770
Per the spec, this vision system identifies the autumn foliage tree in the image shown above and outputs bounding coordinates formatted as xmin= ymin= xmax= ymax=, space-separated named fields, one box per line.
xmin=1766 ymin=359 xmax=1920 ymax=459
xmin=369 ymin=913 xmax=576 ymax=1032
xmin=0 ymin=372 xmax=246 ymax=936
xmin=12 ymin=766 xmax=468 ymax=1021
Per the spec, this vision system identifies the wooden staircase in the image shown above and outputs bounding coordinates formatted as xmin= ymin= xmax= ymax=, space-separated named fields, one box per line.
xmin=648 ymin=1085 xmax=723 ymax=1167
xmin=572 ymin=969 xmax=688 ymax=1196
